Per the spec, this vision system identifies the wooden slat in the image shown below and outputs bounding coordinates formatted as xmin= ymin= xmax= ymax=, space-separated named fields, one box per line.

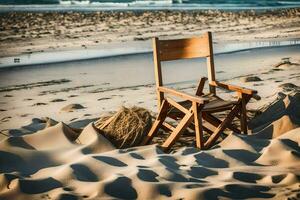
xmin=238 ymin=93 xmax=251 ymax=134
xmin=153 ymin=38 xmax=164 ymax=108
xmin=158 ymin=35 xmax=210 ymax=61
xmin=210 ymin=81 xmax=257 ymax=95
xmin=166 ymin=97 xmax=190 ymax=114
xmin=206 ymin=32 xmax=216 ymax=94
xmin=203 ymin=112 xmax=241 ymax=134
xmin=240 ymin=101 xmax=247 ymax=134
xmin=161 ymin=110 xmax=194 ymax=152
xmin=141 ymin=100 xmax=169 ymax=145
xmin=158 ymin=86 xmax=208 ymax=104
xmin=159 ymin=36 xmax=208 ymax=50
xmin=160 ymin=49 xmax=210 ymax=61
xmin=195 ymin=77 xmax=208 ymax=96
xmin=204 ymin=100 xmax=242 ymax=148
xmin=202 ymin=112 xmax=222 ymax=128
xmin=162 ymin=122 xmax=175 ymax=132
xmin=202 ymin=121 xmax=215 ymax=134
xmin=192 ymin=102 xmax=204 ymax=149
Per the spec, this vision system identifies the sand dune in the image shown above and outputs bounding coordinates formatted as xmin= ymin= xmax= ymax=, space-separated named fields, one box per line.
xmin=249 ymin=92 xmax=300 ymax=138
xmin=0 ymin=92 xmax=299 ymax=199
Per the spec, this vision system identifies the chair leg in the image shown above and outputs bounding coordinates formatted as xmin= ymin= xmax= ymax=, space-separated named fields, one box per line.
xmin=192 ymin=102 xmax=204 ymax=149
xmin=204 ymin=102 xmax=241 ymax=149
xmin=141 ymin=100 xmax=169 ymax=145
xmin=240 ymin=95 xmax=248 ymax=134
xmin=239 ymin=93 xmax=251 ymax=135
xmin=161 ymin=111 xmax=194 ymax=152
xmin=203 ymin=112 xmax=241 ymax=134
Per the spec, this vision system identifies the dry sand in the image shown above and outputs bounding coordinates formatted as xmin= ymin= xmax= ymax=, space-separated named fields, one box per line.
xmin=0 ymin=45 xmax=299 ymax=132
xmin=0 ymin=92 xmax=299 ymax=199
xmin=0 ymin=48 xmax=299 ymax=199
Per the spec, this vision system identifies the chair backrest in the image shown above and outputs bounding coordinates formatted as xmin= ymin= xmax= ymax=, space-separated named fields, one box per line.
xmin=153 ymin=32 xmax=216 ymax=108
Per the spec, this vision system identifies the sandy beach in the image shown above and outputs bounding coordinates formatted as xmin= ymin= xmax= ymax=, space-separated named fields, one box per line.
xmin=0 ymin=7 xmax=300 ymax=200
xmin=0 ymin=9 xmax=300 ymax=57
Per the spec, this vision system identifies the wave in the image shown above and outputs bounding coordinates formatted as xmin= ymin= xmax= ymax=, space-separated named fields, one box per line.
xmin=278 ymin=1 xmax=300 ymax=5
xmin=1 ymin=1 xmax=300 ymax=12
xmin=61 ymin=0 xmax=173 ymax=6
xmin=62 ymin=0 xmax=300 ymax=8
xmin=1 ymin=0 xmax=300 ymax=8
xmin=0 ymin=0 xmax=60 ymax=4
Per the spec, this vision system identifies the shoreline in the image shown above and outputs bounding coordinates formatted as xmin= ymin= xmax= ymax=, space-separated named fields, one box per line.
xmin=1 ymin=39 xmax=300 ymax=69
xmin=2 ymin=6 xmax=300 ymax=12
xmin=1 ymin=4 xmax=300 ymax=12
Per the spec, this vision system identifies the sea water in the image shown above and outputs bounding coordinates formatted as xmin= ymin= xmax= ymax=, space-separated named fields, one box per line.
xmin=1 ymin=0 xmax=300 ymax=12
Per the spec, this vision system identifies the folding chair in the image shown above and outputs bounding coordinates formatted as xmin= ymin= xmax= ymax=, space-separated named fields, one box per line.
xmin=141 ymin=32 xmax=257 ymax=152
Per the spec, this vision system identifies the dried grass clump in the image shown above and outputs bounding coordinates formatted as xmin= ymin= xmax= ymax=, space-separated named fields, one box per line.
xmin=94 ymin=106 xmax=152 ymax=149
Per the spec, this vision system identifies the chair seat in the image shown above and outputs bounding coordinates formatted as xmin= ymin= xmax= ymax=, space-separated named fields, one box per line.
xmin=169 ymin=95 xmax=236 ymax=116
xmin=203 ymin=95 xmax=236 ymax=112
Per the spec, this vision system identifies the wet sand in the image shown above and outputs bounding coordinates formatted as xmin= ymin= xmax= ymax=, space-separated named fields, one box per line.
xmin=0 ymin=45 xmax=299 ymax=132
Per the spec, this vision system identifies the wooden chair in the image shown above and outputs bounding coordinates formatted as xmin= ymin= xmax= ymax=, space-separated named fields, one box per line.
xmin=141 ymin=32 xmax=257 ymax=152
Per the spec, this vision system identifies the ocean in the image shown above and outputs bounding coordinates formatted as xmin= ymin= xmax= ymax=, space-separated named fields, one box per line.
xmin=1 ymin=0 xmax=300 ymax=11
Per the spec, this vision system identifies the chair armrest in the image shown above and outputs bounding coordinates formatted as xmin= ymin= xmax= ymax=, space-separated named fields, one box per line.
xmin=196 ymin=77 xmax=208 ymax=96
xmin=210 ymin=81 xmax=257 ymax=95
xmin=158 ymin=86 xmax=208 ymax=104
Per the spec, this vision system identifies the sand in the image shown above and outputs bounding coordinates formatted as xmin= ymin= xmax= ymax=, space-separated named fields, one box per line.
xmin=0 ymin=47 xmax=299 ymax=199
xmin=0 ymin=45 xmax=299 ymax=132
xmin=0 ymin=91 xmax=299 ymax=199
xmin=0 ymin=8 xmax=300 ymax=200
xmin=0 ymin=9 xmax=300 ymax=57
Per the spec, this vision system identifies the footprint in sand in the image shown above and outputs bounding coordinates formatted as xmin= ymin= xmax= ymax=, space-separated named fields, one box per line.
xmin=20 ymin=114 xmax=32 ymax=117
xmin=4 ymin=94 xmax=13 ymax=97
xmin=279 ymin=83 xmax=300 ymax=92
xmin=32 ymin=102 xmax=47 ymax=106
xmin=252 ymin=94 xmax=262 ymax=101
xmin=1 ymin=116 xmax=11 ymax=122
xmin=68 ymin=95 xmax=78 ymax=98
xmin=60 ymin=104 xmax=85 ymax=112
xmin=50 ymin=99 xmax=66 ymax=102
xmin=98 ymin=97 xmax=111 ymax=101
xmin=270 ymin=68 xmax=284 ymax=72
xmin=273 ymin=58 xmax=300 ymax=69
xmin=0 ymin=109 xmax=7 ymax=112
xmin=24 ymin=98 xmax=33 ymax=101
xmin=241 ymin=76 xmax=263 ymax=82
